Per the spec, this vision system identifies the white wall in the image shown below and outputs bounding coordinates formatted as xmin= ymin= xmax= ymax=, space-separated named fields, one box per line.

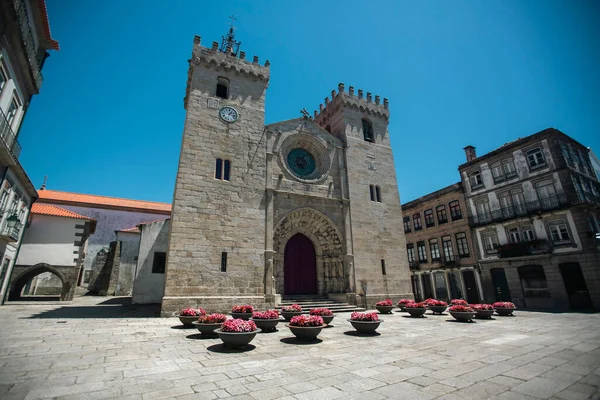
xmin=17 ymin=214 xmax=81 ymax=266
xmin=132 ymin=219 xmax=169 ymax=304
xmin=115 ymin=230 xmax=140 ymax=296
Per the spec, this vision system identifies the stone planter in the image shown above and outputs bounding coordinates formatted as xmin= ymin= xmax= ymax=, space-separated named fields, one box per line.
xmin=405 ymin=307 xmax=427 ymax=318
xmin=286 ymin=324 xmax=326 ymax=341
xmin=192 ymin=321 xmax=221 ymax=336
xmin=281 ymin=311 xmax=303 ymax=322
xmin=348 ymin=319 xmax=383 ymax=334
xmin=215 ymin=329 xmax=260 ymax=348
xmin=475 ymin=309 xmax=494 ymax=319
xmin=250 ymin=318 xmax=282 ymax=332
xmin=178 ymin=315 xmax=199 ymax=327
xmin=428 ymin=305 xmax=448 ymax=315
xmin=450 ymin=311 xmax=476 ymax=322
xmin=320 ymin=315 xmax=334 ymax=325
xmin=494 ymin=307 xmax=516 ymax=316
xmin=230 ymin=312 xmax=252 ymax=320
xmin=375 ymin=305 xmax=394 ymax=314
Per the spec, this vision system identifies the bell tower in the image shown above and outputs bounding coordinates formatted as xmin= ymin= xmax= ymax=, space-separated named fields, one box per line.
xmin=162 ymin=27 xmax=271 ymax=315
xmin=314 ymin=83 xmax=413 ymax=306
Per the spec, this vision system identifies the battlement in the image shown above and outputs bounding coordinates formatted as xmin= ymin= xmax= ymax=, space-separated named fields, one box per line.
xmin=313 ymin=83 xmax=389 ymax=127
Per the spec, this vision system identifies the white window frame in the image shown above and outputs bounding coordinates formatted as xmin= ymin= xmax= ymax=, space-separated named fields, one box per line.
xmin=527 ymin=147 xmax=546 ymax=169
xmin=469 ymin=170 xmax=484 ymax=189
xmin=548 ymin=220 xmax=571 ymax=244
xmin=482 ymin=232 xmax=499 ymax=254
xmin=507 ymin=227 xmax=521 ymax=243
xmin=521 ymin=225 xmax=535 ymax=242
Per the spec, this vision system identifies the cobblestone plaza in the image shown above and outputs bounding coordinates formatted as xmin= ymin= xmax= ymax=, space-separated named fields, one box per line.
xmin=0 ymin=297 xmax=599 ymax=400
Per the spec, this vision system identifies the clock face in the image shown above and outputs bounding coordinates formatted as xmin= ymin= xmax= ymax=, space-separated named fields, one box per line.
xmin=219 ymin=106 xmax=238 ymax=123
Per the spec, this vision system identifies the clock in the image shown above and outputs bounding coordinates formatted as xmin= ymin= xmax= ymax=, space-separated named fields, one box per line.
xmin=219 ymin=106 xmax=239 ymax=123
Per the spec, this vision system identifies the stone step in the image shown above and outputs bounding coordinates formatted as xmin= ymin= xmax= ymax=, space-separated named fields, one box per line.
xmin=277 ymin=296 xmax=365 ymax=313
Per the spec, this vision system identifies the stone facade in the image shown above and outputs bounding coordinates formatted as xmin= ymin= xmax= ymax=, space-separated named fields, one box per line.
xmin=162 ymin=35 xmax=412 ymax=315
xmin=402 ymin=182 xmax=483 ymax=303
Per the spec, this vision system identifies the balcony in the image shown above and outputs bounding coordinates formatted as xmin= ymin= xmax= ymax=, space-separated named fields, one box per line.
xmin=497 ymin=239 xmax=552 ymax=258
xmin=13 ymin=0 xmax=43 ymax=89
xmin=409 ymin=260 xmax=420 ymax=271
xmin=0 ymin=219 xmax=22 ymax=242
xmin=0 ymin=108 xmax=22 ymax=159
xmin=468 ymin=194 xmax=569 ymax=227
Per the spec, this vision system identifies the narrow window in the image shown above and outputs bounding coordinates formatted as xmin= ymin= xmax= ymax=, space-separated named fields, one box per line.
xmin=403 ymin=216 xmax=411 ymax=233
xmin=491 ymin=163 xmax=504 ymax=183
xmin=6 ymin=95 xmax=20 ymax=126
xmin=526 ymin=148 xmax=546 ymax=169
xmin=469 ymin=170 xmax=484 ymax=189
xmin=548 ymin=220 xmax=571 ymax=244
xmin=502 ymin=159 xmax=517 ymax=177
xmin=449 ymin=200 xmax=462 ymax=220
xmin=429 ymin=238 xmax=441 ymax=261
xmin=0 ymin=65 xmax=7 ymax=92
xmin=369 ymin=185 xmax=375 ymax=201
xmin=220 ymin=251 xmax=227 ymax=272
xmin=436 ymin=205 xmax=448 ymax=224
xmin=521 ymin=225 xmax=535 ymax=242
xmin=375 ymin=185 xmax=382 ymax=202
xmin=152 ymin=252 xmax=166 ymax=273
xmin=407 ymin=244 xmax=415 ymax=263
xmin=381 ymin=259 xmax=386 ymax=275
xmin=223 ymin=160 xmax=231 ymax=181
xmin=413 ymin=213 xmax=422 ymax=231
xmin=456 ymin=232 xmax=470 ymax=257
xmin=508 ymin=227 xmax=521 ymax=243
xmin=215 ymin=158 xmax=223 ymax=179
xmin=424 ymin=209 xmax=434 ymax=227
xmin=417 ymin=241 xmax=427 ymax=263
xmin=482 ymin=232 xmax=499 ymax=254
xmin=216 ymin=77 xmax=229 ymax=99
xmin=442 ymin=236 xmax=454 ymax=263
xmin=362 ymin=119 xmax=374 ymax=142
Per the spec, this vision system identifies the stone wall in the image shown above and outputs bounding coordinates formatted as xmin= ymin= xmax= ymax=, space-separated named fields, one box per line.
xmin=115 ymin=231 xmax=141 ymax=296
xmin=132 ymin=219 xmax=169 ymax=304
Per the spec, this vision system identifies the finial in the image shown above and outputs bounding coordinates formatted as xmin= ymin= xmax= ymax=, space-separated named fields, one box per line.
xmin=265 ymin=60 xmax=270 ymax=67
xmin=211 ymin=41 xmax=219 ymax=51
xmin=331 ymin=90 xmax=336 ymax=98
xmin=358 ymin=89 xmax=363 ymax=99
xmin=338 ymin=83 xmax=345 ymax=93
xmin=219 ymin=16 xmax=242 ymax=56
xmin=40 ymin=175 xmax=47 ymax=190
xmin=239 ymin=51 xmax=246 ymax=60
xmin=300 ymin=108 xmax=310 ymax=119
xmin=325 ymin=97 xmax=329 ymax=105
xmin=349 ymin=86 xmax=354 ymax=96
xmin=253 ymin=55 xmax=259 ymax=64
xmin=367 ymin=92 xmax=372 ymax=102
xmin=375 ymin=95 xmax=380 ymax=105
xmin=313 ymin=110 xmax=318 ymax=118
xmin=319 ymin=104 xmax=324 ymax=111
xmin=383 ymin=98 xmax=389 ymax=109
xmin=193 ymin=35 xmax=201 ymax=45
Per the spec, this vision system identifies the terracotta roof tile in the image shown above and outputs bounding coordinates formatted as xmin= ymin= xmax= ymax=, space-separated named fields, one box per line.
xmin=32 ymin=203 xmax=94 ymax=220
xmin=117 ymin=226 xmax=141 ymax=233
xmin=38 ymin=0 xmax=59 ymax=51
xmin=38 ymin=190 xmax=171 ymax=214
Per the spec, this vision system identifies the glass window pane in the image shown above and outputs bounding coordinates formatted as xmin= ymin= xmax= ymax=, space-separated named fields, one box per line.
xmin=223 ymin=160 xmax=231 ymax=181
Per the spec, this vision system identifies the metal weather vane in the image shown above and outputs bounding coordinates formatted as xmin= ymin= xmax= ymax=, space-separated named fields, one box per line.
xmin=219 ymin=15 xmax=241 ymax=56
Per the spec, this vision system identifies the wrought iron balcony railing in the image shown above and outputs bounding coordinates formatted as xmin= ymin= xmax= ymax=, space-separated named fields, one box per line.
xmin=0 ymin=108 xmax=22 ymax=159
xmin=496 ymin=239 xmax=552 ymax=258
xmin=468 ymin=194 xmax=569 ymax=227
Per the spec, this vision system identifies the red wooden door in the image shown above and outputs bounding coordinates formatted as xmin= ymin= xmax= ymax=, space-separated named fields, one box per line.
xmin=284 ymin=233 xmax=317 ymax=295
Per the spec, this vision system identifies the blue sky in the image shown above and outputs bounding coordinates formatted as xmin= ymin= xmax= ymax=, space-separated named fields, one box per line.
xmin=18 ymin=0 xmax=600 ymax=203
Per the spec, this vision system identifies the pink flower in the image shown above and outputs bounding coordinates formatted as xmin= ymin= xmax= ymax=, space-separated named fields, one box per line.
xmin=350 ymin=312 xmax=379 ymax=321
xmin=428 ymin=300 xmax=447 ymax=307
xmin=376 ymin=299 xmax=393 ymax=306
xmin=221 ymin=318 xmax=257 ymax=332
xmin=198 ymin=313 xmax=228 ymax=323
xmin=282 ymin=304 xmax=302 ymax=312
xmin=449 ymin=305 xmax=474 ymax=312
xmin=289 ymin=315 xmax=324 ymax=327
xmin=309 ymin=308 xmax=333 ymax=316
xmin=397 ymin=299 xmax=414 ymax=306
xmin=232 ymin=304 xmax=254 ymax=313
xmin=450 ymin=299 xmax=468 ymax=306
xmin=492 ymin=302 xmax=516 ymax=309
xmin=423 ymin=298 xmax=436 ymax=305
xmin=179 ymin=307 xmax=206 ymax=316
xmin=252 ymin=310 xmax=280 ymax=319
xmin=405 ymin=302 xmax=427 ymax=308
xmin=471 ymin=304 xmax=494 ymax=311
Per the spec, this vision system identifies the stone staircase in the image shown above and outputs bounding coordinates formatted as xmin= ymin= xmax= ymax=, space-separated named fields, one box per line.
xmin=277 ymin=295 xmax=365 ymax=313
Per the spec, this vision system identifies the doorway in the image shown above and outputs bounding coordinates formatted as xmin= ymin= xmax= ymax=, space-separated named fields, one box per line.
xmin=559 ymin=263 xmax=592 ymax=310
xmin=284 ymin=233 xmax=317 ymax=295
xmin=490 ymin=268 xmax=511 ymax=302
xmin=421 ymin=273 xmax=434 ymax=299
xmin=462 ymin=270 xmax=480 ymax=304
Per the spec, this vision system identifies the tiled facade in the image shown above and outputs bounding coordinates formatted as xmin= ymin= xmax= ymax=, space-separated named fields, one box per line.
xmin=402 ymin=183 xmax=483 ymax=303
xmin=459 ymin=128 xmax=600 ymax=311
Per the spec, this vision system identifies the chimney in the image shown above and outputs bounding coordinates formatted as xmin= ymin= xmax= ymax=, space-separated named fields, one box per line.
xmin=464 ymin=146 xmax=477 ymax=162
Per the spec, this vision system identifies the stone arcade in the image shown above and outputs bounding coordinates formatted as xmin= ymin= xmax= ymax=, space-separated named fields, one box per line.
xmin=161 ymin=33 xmax=412 ymax=315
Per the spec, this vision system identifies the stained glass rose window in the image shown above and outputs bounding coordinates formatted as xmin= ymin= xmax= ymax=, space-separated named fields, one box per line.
xmin=287 ymin=148 xmax=316 ymax=178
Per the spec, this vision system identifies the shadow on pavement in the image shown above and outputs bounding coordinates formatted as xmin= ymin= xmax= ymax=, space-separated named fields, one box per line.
xmin=280 ymin=337 xmax=323 ymax=345
xmin=186 ymin=333 xmax=217 ymax=340
xmin=207 ymin=344 xmax=256 ymax=353
xmin=171 ymin=325 xmax=196 ymax=330
xmin=343 ymin=331 xmax=381 ymax=337
xmin=24 ymin=304 xmax=161 ymax=319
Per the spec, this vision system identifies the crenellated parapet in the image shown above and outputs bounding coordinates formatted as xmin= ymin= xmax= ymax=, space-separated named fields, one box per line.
xmin=313 ymin=82 xmax=389 ymax=126
xmin=184 ymin=35 xmax=270 ymax=108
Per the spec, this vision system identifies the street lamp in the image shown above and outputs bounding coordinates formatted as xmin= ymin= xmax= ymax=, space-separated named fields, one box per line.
xmin=5 ymin=214 xmax=19 ymax=230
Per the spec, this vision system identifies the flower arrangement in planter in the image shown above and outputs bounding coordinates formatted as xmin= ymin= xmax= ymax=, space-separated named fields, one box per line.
xmin=471 ymin=304 xmax=494 ymax=319
xmin=177 ymin=307 xmax=206 ymax=326
xmin=397 ymin=299 xmax=414 ymax=311
xmin=427 ymin=300 xmax=448 ymax=315
xmin=281 ymin=304 xmax=303 ymax=321
xmin=192 ymin=313 xmax=228 ymax=335
xmin=250 ymin=310 xmax=282 ymax=332
xmin=309 ymin=308 xmax=334 ymax=325
xmin=423 ymin=298 xmax=436 ymax=306
xmin=287 ymin=315 xmax=325 ymax=341
xmin=348 ymin=312 xmax=382 ymax=333
xmin=215 ymin=318 xmax=260 ymax=348
xmin=404 ymin=301 xmax=428 ymax=318
xmin=449 ymin=305 xmax=476 ymax=322
xmin=492 ymin=301 xmax=516 ymax=316
xmin=375 ymin=299 xmax=394 ymax=314
xmin=450 ymin=299 xmax=468 ymax=306
xmin=231 ymin=305 xmax=254 ymax=320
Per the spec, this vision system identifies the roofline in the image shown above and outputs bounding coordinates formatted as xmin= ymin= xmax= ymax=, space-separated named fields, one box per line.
xmin=36 ymin=198 xmax=172 ymax=215
xmin=401 ymin=182 xmax=463 ymax=210
xmin=38 ymin=0 xmax=59 ymax=50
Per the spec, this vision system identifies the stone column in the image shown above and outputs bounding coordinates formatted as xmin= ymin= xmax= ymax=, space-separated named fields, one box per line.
xmin=264 ymin=129 xmax=276 ymax=303
xmin=339 ymin=146 xmax=356 ymax=295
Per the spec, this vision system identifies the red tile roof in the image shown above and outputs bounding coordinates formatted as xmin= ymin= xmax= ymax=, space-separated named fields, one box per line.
xmin=32 ymin=203 xmax=94 ymax=220
xmin=37 ymin=190 xmax=172 ymax=214
xmin=117 ymin=226 xmax=141 ymax=233
xmin=38 ymin=0 xmax=59 ymax=51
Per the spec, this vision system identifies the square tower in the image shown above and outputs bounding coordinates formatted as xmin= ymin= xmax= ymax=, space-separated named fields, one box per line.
xmin=162 ymin=36 xmax=271 ymax=315
xmin=315 ymin=84 xmax=413 ymax=306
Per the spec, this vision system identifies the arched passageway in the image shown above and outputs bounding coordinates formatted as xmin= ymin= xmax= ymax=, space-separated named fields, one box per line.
xmin=8 ymin=264 xmax=77 ymax=301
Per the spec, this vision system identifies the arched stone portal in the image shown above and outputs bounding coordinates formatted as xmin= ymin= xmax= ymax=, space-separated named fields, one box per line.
xmin=8 ymin=263 xmax=78 ymax=301
xmin=284 ymin=233 xmax=317 ymax=295
xmin=273 ymin=208 xmax=345 ymax=296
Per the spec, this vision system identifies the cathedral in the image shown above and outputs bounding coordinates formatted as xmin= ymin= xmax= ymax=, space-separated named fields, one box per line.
xmin=161 ymin=30 xmax=412 ymax=315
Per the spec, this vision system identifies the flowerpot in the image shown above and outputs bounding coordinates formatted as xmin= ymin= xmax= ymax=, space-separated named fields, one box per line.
xmin=376 ymin=305 xmax=394 ymax=314
xmin=286 ymin=324 xmax=326 ymax=341
xmin=281 ymin=311 xmax=303 ymax=321
xmin=250 ymin=318 xmax=282 ymax=332
xmin=230 ymin=312 xmax=253 ymax=320
xmin=474 ymin=309 xmax=494 ymax=319
xmin=320 ymin=315 xmax=334 ymax=325
xmin=178 ymin=315 xmax=199 ymax=327
xmin=398 ymin=305 xmax=407 ymax=312
xmin=348 ymin=319 xmax=383 ymax=334
xmin=192 ymin=321 xmax=221 ymax=336
xmin=405 ymin=308 xmax=427 ymax=318
xmin=428 ymin=305 xmax=448 ymax=315
xmin=494 ymin=307 xmax=515 ymax=316
xmin=215 ymin=329 xmax=260 ymax=348
xmin=450 ymin=311 xmax=476 ymax=322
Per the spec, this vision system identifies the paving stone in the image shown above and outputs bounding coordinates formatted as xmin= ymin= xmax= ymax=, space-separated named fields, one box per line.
xmin=294 ymin=386 xmax=346 ymax=400
xmin=503 ymin=362 xmax=555 ymax=380
xmin=512 ymin=377 xmax=572 ymax=398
